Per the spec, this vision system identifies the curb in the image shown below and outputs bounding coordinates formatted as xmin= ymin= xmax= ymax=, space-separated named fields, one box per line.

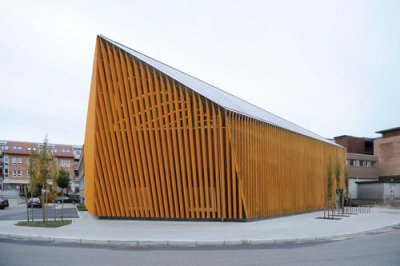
xmin=0 ymin=223 xmax=399 ymax=248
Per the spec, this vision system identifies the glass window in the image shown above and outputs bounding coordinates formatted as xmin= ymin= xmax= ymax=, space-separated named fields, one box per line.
xmin=61 ymin=160 xmax=71 ymax=167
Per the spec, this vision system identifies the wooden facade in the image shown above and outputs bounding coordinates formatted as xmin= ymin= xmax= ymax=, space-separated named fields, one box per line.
xmin=84 ymin=36 xmax=346 ymax=221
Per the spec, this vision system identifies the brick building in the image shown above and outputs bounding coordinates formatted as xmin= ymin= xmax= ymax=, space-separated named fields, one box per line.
xmin=375 ymin=127 xmax=400 ymax=182
xmin=334 ymin=127 xmax=400 ymax=200
xmin=0 ymin=140 xmax=81 ymax=192
xmin=333 ymin=135 xmax=378 ymax=198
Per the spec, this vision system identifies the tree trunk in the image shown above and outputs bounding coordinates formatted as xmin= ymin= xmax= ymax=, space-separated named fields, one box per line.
xmin=25 ymin=189 xmax=29 ymax=222
xmin=61 ymin=189 xmax=64 ymax=222
xmin=42 ymin=183 xmax=45 ymax=223
xmin=54 ymin=198 xmax=57 ymax=221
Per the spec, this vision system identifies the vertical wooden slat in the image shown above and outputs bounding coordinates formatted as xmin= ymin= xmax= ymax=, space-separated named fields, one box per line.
xmin=218 ymin=108 xmax=226 ymax=219
xmin=119 ymin=52 xmax=146 ymax=217
xmin=212 ymin=104 xmax=221 ymax=218
xmin=156 ymin=72 xmax=180 ymax=218
xmin=193 ymin=93 xmax=205 ymax=218
xmin=163 ymin=78 xmax=184 ymax=218
xmin=167 ymin=79 xmax=181 ymax=218
xmin=125 ymin=54 xmax=153 ymax=217
xmin=205 ymin=100 xmax=216 ymax=218
xmin=139 ymin=62 xmax=166 ymax=218
xmin=180 ymin=86 xmax=195 ymax=218
xmin=132 ymin=58 xmax=160 ymax=217
xmin=98 ymin=40 xmax=125 ymax=216
xmin=145 ymin=65 xmax=171 ymax=218
xmin=224 ymin=112 xmax=232 ymax=219
xmin=199 ymin=97 xmax=210 ymax=218
xmin=112 ymin=46 xmax=139 ymax=217
xmin=104 ymin=42 xmax=131 ymax=217
xmin=185 ymin=89 xmax=200 ymax=218
xmin=172 ymin=82 xmax=190 ymax=217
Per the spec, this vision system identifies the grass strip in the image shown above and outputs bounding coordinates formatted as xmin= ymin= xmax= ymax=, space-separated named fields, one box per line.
xmin=16 ymin=220 xmax=72 ymax=228
xmin=76 ymin=204 xmax=88 ymax=211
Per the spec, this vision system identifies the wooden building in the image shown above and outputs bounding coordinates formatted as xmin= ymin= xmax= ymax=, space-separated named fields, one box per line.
xmin=84 ymin=35 xmax=346 ymax=221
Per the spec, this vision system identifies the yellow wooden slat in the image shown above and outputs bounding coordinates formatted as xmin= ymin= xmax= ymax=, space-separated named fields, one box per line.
xmin=154 ymin=71 xmax=180 ymax=218
xmin=168 ymin=82 xmax=187 ymax=217
xmin=132 ymin=58 xmax=160 ymax=217
xmin=205 ymin=100 xmax=216 ymax=218
xmin=199 ymin=97 xmax=210 ymax=218
xmin=125 ymin=54 xmax=153 ymax=217
xmin=179 ymin=86 xmax=195 ymax=218
xmin=172 ymin=81 xmax=190 ymax=217
xmin=97 ymin=40 xmax=124 ymax=216
xmin=192 ymin=93 xmax=205 ymax=218
xmin=119 ymin=51 xmax=146 ymax=217
xmin=112 ymin=46 xmax=139 ymax=217
xmin=138 ymin=62 xmax=165 ymax=217
xmin=166 ymin=79 xmax=182 ymax=216
xmin=145 ymin=65 xmax=171 ymax=218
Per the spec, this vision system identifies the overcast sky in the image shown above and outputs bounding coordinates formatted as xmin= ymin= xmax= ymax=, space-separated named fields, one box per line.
xmin=0 ymin=0 xmax=399 ymax=145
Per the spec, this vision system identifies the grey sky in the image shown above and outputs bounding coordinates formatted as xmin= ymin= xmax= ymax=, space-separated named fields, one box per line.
xmin=1 ymin=0 xmax=399 ymax=145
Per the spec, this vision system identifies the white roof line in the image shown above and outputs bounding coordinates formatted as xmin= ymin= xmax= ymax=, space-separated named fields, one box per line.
xmin=100 ymin=35 xmax=339 ymax=147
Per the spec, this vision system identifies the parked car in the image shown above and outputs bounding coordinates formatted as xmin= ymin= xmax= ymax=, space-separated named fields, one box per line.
xmin=27 ymin=197 xmax=42 ymax=208
xmin=0 ymin=196 xmax=9 ymax=208
xmin=55 ymin=196 xmax=75 ymax=204
xmin=0 ymin=199 xmax=6 ymax=209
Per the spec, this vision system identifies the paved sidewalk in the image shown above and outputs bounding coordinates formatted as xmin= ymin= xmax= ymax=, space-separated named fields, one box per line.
xmin=0 ymin=207 xmax=399 ymax=247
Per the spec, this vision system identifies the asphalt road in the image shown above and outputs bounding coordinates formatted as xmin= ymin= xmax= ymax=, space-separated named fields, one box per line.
xmin=0 ymin=203 xmax=79 ymax=220
xmin=0 ymin=227 xmax=399 ymax=266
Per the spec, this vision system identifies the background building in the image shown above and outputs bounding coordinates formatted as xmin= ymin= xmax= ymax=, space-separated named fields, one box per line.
xmin=84 ymin=36 xmax=346 ymax=221
xmin=334 ymin=135 xmax=378 ymax=198
xmin=334 ymin=127 xmax=400 ymax=202
xmin=0 ymin=140 xmax=81 ymax=193
xmin=0 ymin=140 xmax=6 ymax=188
xmin=78 ymin=145 xmax=85 ymax=204
xmin=72 ymin=145 xmax=83 ymax=192
xmin=375 ymin=127 xmax=400 ymax=182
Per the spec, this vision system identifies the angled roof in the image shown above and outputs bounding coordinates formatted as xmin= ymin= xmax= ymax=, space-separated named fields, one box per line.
xmin=101 ymin=35 xmax=338 ymax=146
xmin=376 ymin=127 xmax=400 ymax=134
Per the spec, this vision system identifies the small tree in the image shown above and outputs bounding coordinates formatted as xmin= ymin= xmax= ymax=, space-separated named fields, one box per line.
xmin=37 ymin=137 xmax=52 ymax=223
xmin=326 ymin=160 xmax=334 ymax=218
xmin=57 ymin=169 xmax=70 ymax=221
xmin=344 ymin=167 xmax=349 ymax=196
xmin=335 ymin=159 xmax=342 ymax=189
xmin=343 ymin=166 xmax=349 ymax=203
xmin=334 ymin=159 xmax=343 ymax=211
xmin=28 ymin=137 xmax=55 ymax=223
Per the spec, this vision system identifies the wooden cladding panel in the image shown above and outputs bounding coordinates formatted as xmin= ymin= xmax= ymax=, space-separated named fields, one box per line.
xmin=228 ymin=114 xmax=345 ymax=219
xmin=85 ymin=36 xmax=345 ymax=221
